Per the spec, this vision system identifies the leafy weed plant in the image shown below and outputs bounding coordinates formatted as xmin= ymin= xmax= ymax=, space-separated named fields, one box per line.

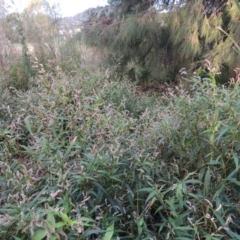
xmin=0 ymin=65 xmax=240 ymax=239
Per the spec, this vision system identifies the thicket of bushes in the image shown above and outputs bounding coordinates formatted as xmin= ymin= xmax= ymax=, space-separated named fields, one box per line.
xmin=1 ymin=57 xmax=240 ymax=239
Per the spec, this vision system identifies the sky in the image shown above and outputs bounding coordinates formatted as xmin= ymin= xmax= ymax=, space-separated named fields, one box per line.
xmin=6 ymin=0 xmax=109 ymax=17
xmin=58 ymin=0 xmax=108 ymax=16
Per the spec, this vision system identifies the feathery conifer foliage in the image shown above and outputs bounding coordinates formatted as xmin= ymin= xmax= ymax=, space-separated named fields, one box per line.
xmin=84 ymin=0 xmax=240 ymax=84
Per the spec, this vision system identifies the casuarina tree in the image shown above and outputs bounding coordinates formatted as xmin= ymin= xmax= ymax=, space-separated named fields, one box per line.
xmin=84 ymin=0 xmax=239 ymax=84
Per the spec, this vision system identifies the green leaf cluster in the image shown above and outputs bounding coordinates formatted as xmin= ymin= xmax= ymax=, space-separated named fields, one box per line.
xmin=0 ymin=62 xmax=240 ymax=239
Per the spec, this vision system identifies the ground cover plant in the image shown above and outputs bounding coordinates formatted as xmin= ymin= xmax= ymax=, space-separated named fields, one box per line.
xmin=1 ymin=56 xmax=240 ymax=239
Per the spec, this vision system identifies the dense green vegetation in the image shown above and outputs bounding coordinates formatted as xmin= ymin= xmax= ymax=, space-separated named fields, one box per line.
xmin=1 ymin=52 xmax=240 ymax=239
xmin=0 ymin=0 xmax=240 ymax=239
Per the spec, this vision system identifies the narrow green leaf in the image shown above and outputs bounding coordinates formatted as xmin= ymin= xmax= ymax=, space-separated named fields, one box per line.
xmin=176 ymin=183 xmax=183 ymax=210
xmin=55 ymin=222 xmax=66 ymax=228
xmin=204 ymin=167 xmax=211 ymax=197
xmin=28 ymin=185 xmax=48 ymax=209
xmin=96 ymin=170 xmax=108 ymax=174
xmin=225 ymin=230 xmax=240 ymax=239
xmin=232 ymin=152 xmax=239 ymax=170
xmin=63 ymin=192 xmax=71 ymax=214
xmin=165 ymin=199 xmax=176 ymax=213
xmin=214 ymin=213 xmax=240 ymax=239
xmin=46 ymin=212 xmax=55 ymax=226
xmin=21 ymin=145 xmax=37 ymax=157
xmin=13 ymin=237 xmax=21 ymax=240
xmin=109 ymin=176 xmax=122 ymax=182
xmin=145 ymin=190 xmax=157 ymax=203
xmin=24 ymin=116 xmax=33 ymax=135
xmin=41 ymin=137 xmax=47 ymax=150
xmin=199 ymin=166 xmax=206 ymax=182
xmin=183 ymin=171 xmax=197 ymax=180
xmin=210 ymin=134 xmax=214 ymax=144
xmin=212 ymin=183 xmax=225 ymax=201
xmin=207 ymin=160 xmax=221 ymax=166
xmin=91 ymin=181 xmax=107 ymax=194
xmin=63 ymin=137 xmax=77 ymax=161
xmin=226 ymin=168 xmax=238 ymax=179
xmin=227 ymin=178 xmax=240 ymax=187
xmin=174 ymin=226 xmax=194 ymax=231
xmin=49 ymin=235 xmax=57 ymax=240
xmin=216 ymin=126 xmax=231 ymax=143
xmin=38 ymin=152 xmax=46 ymax=162
xmin=103 ymin=223 xmax=114 ymax=240
xmin=185 ymin=192 xmax=201 ymax=200
xmin=138 ymin=217 xmax=144 ymax=226
xmin=58 ymin=212 xmax=72 ymax=225
xmin=33 ymin=229 xmax=47 ymax=240
xmin=184 ymin=179 xmax=201 ymax=184
xmin=137 ymin=217 xmax=143 ymax=236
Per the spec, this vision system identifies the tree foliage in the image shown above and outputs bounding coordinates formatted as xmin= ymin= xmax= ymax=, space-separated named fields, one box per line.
xmin=84 ymin=0 xmax=240 ymax=84
xmin=0 ymin=0 xmax=60 ymax=89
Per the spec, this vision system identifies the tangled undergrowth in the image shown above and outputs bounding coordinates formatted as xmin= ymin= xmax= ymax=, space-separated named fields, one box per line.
xmin=0 ymin=66 xmax=240 ymax=239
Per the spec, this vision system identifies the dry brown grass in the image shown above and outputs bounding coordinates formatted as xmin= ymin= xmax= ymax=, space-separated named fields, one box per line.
xmin=80 ymin=45 xmax=107 ymax=66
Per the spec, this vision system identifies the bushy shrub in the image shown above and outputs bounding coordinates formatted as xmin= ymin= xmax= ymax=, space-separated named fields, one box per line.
xmin=100 ymin=79 xmax=157 ymax=117
xmin=0 ymin=68 xmax=240 ymax=239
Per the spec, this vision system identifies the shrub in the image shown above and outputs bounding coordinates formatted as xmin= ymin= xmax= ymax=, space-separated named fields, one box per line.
xmin=0 ymin=68 xmax=240 ymax=239
xmin=100 ymin=79 xmax=158 ymax=117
